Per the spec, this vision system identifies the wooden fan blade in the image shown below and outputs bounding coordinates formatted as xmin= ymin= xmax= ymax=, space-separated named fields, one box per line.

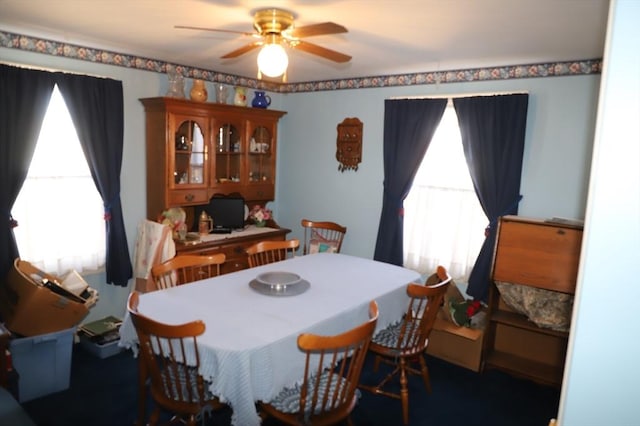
xmin=294 ymin=40 xmax=351 ymax=63
xmin=288 ymin=22 xmax=348 ymax=38
xmin=221 ymin=41 xmax=262 ymax=59
xmin=174 ymin=25 xmax=259 ymax=38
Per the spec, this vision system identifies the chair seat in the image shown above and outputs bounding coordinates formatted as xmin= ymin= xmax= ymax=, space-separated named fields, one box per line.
xmin=160 ymin=364 xmax=215 ymax=403
xmin=269 ymin=371 xmax=359 ymax=417
xmin=157 ymin=364 xmax=218 ymax=425
xmin=372 ymin=321 xmax=404 ymax=348
xmin=372 ymin=318 xmax=424 ymax=356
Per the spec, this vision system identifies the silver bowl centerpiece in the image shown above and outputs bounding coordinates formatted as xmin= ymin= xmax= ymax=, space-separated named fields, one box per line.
xmin=256 ymin=271 xmax=301 ymax=291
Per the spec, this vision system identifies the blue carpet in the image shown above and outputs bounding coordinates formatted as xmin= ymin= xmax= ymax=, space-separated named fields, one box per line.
xmin=22 ymin=344 xmax=559 ymax=425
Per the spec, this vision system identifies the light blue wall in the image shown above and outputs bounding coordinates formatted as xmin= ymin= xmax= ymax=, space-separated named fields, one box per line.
xmin=274 ymin=77 xmax=599 ymax=258
xmin=0 ymin=50 xmax=599 ymax=322
xmin=560 ymin=1 xmax=640 ymax=424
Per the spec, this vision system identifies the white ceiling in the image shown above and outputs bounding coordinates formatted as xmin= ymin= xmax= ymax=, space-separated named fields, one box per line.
xmin=0 ymin=0 xmax=610 ymax=83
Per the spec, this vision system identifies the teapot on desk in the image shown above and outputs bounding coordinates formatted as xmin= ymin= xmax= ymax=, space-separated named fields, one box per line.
xmin=198 ymin=211 xmax=213 ymax=235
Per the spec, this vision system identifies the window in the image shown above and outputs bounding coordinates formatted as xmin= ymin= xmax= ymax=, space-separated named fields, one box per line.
xmin=12 ymin=85 xmax=105 ymax=275
xmin=403 ymin=103 xmax=487 ymax=282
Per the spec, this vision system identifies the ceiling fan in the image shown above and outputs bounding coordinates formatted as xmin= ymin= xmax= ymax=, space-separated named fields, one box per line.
xmin=175 ymin=8 xmax=351 ymax=80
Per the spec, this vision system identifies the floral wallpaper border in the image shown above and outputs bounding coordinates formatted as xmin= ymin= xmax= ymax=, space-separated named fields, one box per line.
xmin=0 ymin=30 xmax=602 ymax=93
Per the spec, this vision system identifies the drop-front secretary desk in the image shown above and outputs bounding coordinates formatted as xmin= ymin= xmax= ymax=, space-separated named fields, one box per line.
xmin=482 ymin=215 xmax=583 ymax=386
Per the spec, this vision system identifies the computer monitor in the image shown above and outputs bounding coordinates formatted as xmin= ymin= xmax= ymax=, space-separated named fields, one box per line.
xmin=195 ymin=194 xmax=246 ymax=232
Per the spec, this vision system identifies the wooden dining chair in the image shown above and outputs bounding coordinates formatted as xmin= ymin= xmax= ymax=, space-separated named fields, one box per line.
xmin=359 ymin=267 xmax=451 ymax=425
xmin=127 ymin=291 xmax=224 ymax=426
xmin=260 ymin=300 xmax=379 ymax=426
xmin=151 ymin=254 xmax=226 ymax=290
xmin=301 ymin=219 xmax=347 ymax=255
xmin=421 ymin=265 xmax=450 ymax=287
xmin=246 ymin=239 xmax=299 ymax=268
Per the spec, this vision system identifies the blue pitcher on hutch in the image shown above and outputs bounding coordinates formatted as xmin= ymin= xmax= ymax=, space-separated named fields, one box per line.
xmin=251 ymin=91 xmax=271 ymax=108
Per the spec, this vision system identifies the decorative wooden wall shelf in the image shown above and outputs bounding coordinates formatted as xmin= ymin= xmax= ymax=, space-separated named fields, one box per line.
xmin=336 ymin=117 xmax=363 ymax=172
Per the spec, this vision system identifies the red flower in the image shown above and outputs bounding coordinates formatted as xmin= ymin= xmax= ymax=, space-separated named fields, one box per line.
xmin=466 ymin=305 xmax=475 ymax=317
xmin=466 ymin=300 xmax=482 ymax=318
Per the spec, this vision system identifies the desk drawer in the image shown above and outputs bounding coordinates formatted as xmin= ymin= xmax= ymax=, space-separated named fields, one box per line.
xmin=242 ymin=184 xmax=274 ymax=202
xmin=180 ymin=244 xmax=247 ymax=272
xmin=176 ymin=230 xmax=289 ymax=274
xmin=168 ymin=189 xmax=208 ymax=206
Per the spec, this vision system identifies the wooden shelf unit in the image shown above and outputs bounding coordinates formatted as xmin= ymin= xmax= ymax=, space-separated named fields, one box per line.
xmin=482 ymin=215 xmax=583 ymax=387
xmin=140 ymin=97 xmax=286 ymax=221
xmin=140 ymin=97 xmax=290 ymax=275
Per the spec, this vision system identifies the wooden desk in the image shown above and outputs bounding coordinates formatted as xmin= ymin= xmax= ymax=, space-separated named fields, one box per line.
xmin=482 ymin=215 xmax=582 ymax=386
xmin=119 ymin=253 xmax=420 ymax=426
xmin=175 ymin=225 xmax=290 ymax=274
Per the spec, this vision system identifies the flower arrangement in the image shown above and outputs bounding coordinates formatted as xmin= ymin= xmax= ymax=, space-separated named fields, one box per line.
xmin=249 ymin=205 xmax=272 ymax=226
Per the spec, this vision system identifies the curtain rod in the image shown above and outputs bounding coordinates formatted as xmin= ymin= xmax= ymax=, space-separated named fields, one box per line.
xmin=0 ymin=60 xmax=110 ymax=79
xmin=388 ymin=90 xmax=529 ymax=101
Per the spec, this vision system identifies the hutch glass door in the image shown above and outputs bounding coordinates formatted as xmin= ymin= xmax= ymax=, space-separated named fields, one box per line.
xmin=215 ymin=122 xmax=242 ymax=187
xmin=248 ymin=125 xmax=273 ymax=184
xmin=173 ymin=119 xmax=207 ymax=188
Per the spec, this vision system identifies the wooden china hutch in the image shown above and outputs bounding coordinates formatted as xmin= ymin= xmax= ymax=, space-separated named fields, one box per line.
xmin=140 ymin=97 xmax=289 ymax=273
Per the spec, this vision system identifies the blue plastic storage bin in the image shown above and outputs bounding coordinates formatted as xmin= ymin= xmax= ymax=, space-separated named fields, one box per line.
xmin=9 ymin=327 xmax=74 ymax=402
xmin=79 ymin=334 xmax=123 ymax=359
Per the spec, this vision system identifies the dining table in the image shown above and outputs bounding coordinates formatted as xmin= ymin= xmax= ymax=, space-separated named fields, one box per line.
xmin=119 ymin=252 xmax=421 ymax=426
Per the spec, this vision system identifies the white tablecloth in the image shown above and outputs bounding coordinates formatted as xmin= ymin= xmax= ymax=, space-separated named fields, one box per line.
xmin=119 ymin=253 xmax=420 ymax=426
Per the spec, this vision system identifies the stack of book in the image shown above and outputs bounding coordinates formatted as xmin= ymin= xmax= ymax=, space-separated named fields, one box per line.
xmin=79 ymin=316 xmax=122 ymax=346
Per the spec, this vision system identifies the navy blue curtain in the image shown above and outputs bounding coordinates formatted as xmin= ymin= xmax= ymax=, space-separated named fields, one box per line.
xmin=454 ymin=94 xmax=529 ymax=301
xmin=57 ymin=74 xmax=132 ymax=286
xmin=0 ymin=64 xmax=132 ymax=286
xmin=0 ymin=64 xmax=56 ymax=281
xmin=373 ymin=98 xmax=447 ymax=265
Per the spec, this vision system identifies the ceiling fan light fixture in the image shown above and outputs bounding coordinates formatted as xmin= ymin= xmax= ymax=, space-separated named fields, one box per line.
xmin=257 ymin=42 xmax=288 ymax=78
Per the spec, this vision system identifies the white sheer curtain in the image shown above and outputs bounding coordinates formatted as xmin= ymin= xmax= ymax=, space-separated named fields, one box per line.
xmin=190 ymin=122 xmax=204 ymax=183
xmin=403 ymin=103 xmax=487 ymax=282
xmin=12 ymin=85 xmax=106 ymax=275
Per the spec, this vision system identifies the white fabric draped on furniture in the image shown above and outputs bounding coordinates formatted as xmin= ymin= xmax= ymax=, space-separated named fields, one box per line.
xmin=119 ymin=253 xmax=420 ymax=426
xmin=133 ymin=220 xmax=176 ymax=292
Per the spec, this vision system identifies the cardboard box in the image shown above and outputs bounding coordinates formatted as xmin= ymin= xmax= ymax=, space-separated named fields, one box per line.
xmin=427 ymin=314 xmax=485 ymax=372
xmin=0 ymin=259 xmax=98 ymax=337
xmin=10 ymin=327 xmax=75 ymax=402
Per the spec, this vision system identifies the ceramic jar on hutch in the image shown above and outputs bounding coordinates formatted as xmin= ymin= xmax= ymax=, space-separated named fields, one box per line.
xmin=252 ymin=91 xmax=271 ymax=108
xmin=234 ymin=87 xmax=247 ymax=106
xmin=190 ymin=79 xmax=208 ymax=102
